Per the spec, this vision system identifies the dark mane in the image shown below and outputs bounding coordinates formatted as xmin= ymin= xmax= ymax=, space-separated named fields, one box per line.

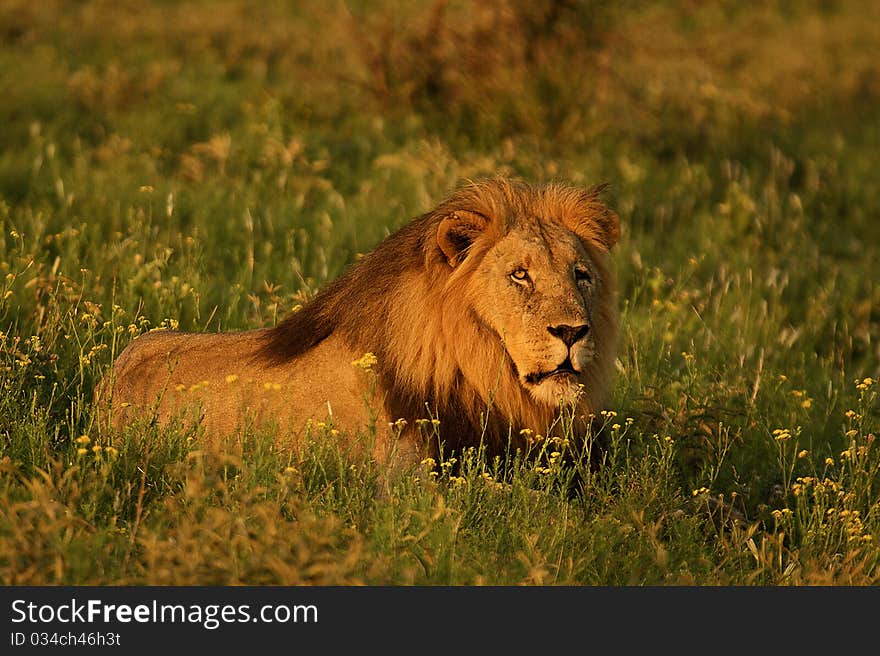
xmin=257 ymin=213 xmax=433 ymax=364
xmin=255 ymin=177 xmax=618 ymax=459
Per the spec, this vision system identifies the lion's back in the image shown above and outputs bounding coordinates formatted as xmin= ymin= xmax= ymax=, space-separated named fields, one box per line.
xmin=96 ymin=329 xmax=269 ymax=430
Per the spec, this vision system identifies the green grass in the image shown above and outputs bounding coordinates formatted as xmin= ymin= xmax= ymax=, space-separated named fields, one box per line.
xmin=2 ymin=0 xmax=880 ymax=584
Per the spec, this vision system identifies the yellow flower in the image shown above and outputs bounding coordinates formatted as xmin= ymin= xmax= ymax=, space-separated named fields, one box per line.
xmin=76 ymin=448 xmax=87 ymax=457
xmin=225 ymin=374 xmax=239 ymax=384
xmin=797 ymin=449 xmax=809 ymax=459
xmin=91 ymin=445 xmax=102 ymax=454
xmin=351 ymin=352 xmax=378 ymax=371
xmin=772 ymin=428 xmax=792 ymax=441
xmin=825 ymin=457 xmax=834 ymax=466
xmin=75 ymin=435 xmax=91 ymax=445
xmin=106 ymin=446 xmax=119 ymax=458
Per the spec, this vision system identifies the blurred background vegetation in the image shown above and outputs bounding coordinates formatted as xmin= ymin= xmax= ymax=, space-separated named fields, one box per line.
xmin=1 ymin=0 xmax=880 ymax=584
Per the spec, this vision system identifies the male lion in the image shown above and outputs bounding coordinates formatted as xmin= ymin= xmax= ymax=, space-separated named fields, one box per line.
xmin=99 ymin=178 xmax=619 ymax=466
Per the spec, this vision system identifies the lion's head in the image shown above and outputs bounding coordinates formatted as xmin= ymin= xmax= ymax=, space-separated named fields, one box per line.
xmin=263 ymin=178 xmax=619 ymax=454
xmin=433 ymin=181 xmax=619 ymax=411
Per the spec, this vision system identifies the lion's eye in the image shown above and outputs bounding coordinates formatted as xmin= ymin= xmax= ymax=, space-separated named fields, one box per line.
xmin=575 ymin=267 xmax=593 ymax=285
xmin=510 ymin=268 xmax=530 ymax=284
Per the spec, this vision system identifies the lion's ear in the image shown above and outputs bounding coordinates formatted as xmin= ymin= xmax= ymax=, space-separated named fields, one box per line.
xmin=572 ymin=185 xmax=620 ymax=251
xmin=437 ymin=210 xmax=490 ymax=266
xmin=591 ymin=206 xmax=620 ymax=250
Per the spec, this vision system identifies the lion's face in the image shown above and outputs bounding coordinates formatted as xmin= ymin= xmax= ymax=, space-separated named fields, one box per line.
xmin=470 ymin=223 xmax=606 ymax=406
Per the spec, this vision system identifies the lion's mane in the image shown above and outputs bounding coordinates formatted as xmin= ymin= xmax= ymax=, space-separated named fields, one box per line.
xmin=259 ymin=178 xmax=619 ymax=456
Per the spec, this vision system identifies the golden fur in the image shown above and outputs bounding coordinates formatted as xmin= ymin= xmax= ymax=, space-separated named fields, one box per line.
xmin=99 ymin=178 xmax=620 ymax=465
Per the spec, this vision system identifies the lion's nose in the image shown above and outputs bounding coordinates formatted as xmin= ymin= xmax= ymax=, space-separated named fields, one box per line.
xmin=547 ymin=323 xmax=590 ymax=347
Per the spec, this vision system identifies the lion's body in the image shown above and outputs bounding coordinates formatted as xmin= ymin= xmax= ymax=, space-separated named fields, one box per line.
xmin=102 ymin=329 xmax=377 ymax=453
xmin=100 ymin=179 xmax=620 ymax=466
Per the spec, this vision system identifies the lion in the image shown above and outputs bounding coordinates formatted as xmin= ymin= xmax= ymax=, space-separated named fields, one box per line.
xmin=98 ymin=178 xmax=620 ymax=467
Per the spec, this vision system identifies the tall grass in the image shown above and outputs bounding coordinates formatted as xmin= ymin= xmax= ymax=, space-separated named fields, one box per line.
xmin=1 ymin=0 xmax=879 ymax=584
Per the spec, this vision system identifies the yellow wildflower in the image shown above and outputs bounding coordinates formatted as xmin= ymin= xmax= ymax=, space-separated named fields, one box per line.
xmin=351 ymin=352 xmax=378 ymax=371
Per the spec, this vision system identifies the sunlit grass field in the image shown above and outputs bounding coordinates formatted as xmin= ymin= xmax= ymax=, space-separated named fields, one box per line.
xmin=2 ymin=0 xmax=880 ymax=584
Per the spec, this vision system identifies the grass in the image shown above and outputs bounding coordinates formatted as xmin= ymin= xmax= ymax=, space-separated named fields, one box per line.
xmin=1 ymin=0 xmax=880 ymax=585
